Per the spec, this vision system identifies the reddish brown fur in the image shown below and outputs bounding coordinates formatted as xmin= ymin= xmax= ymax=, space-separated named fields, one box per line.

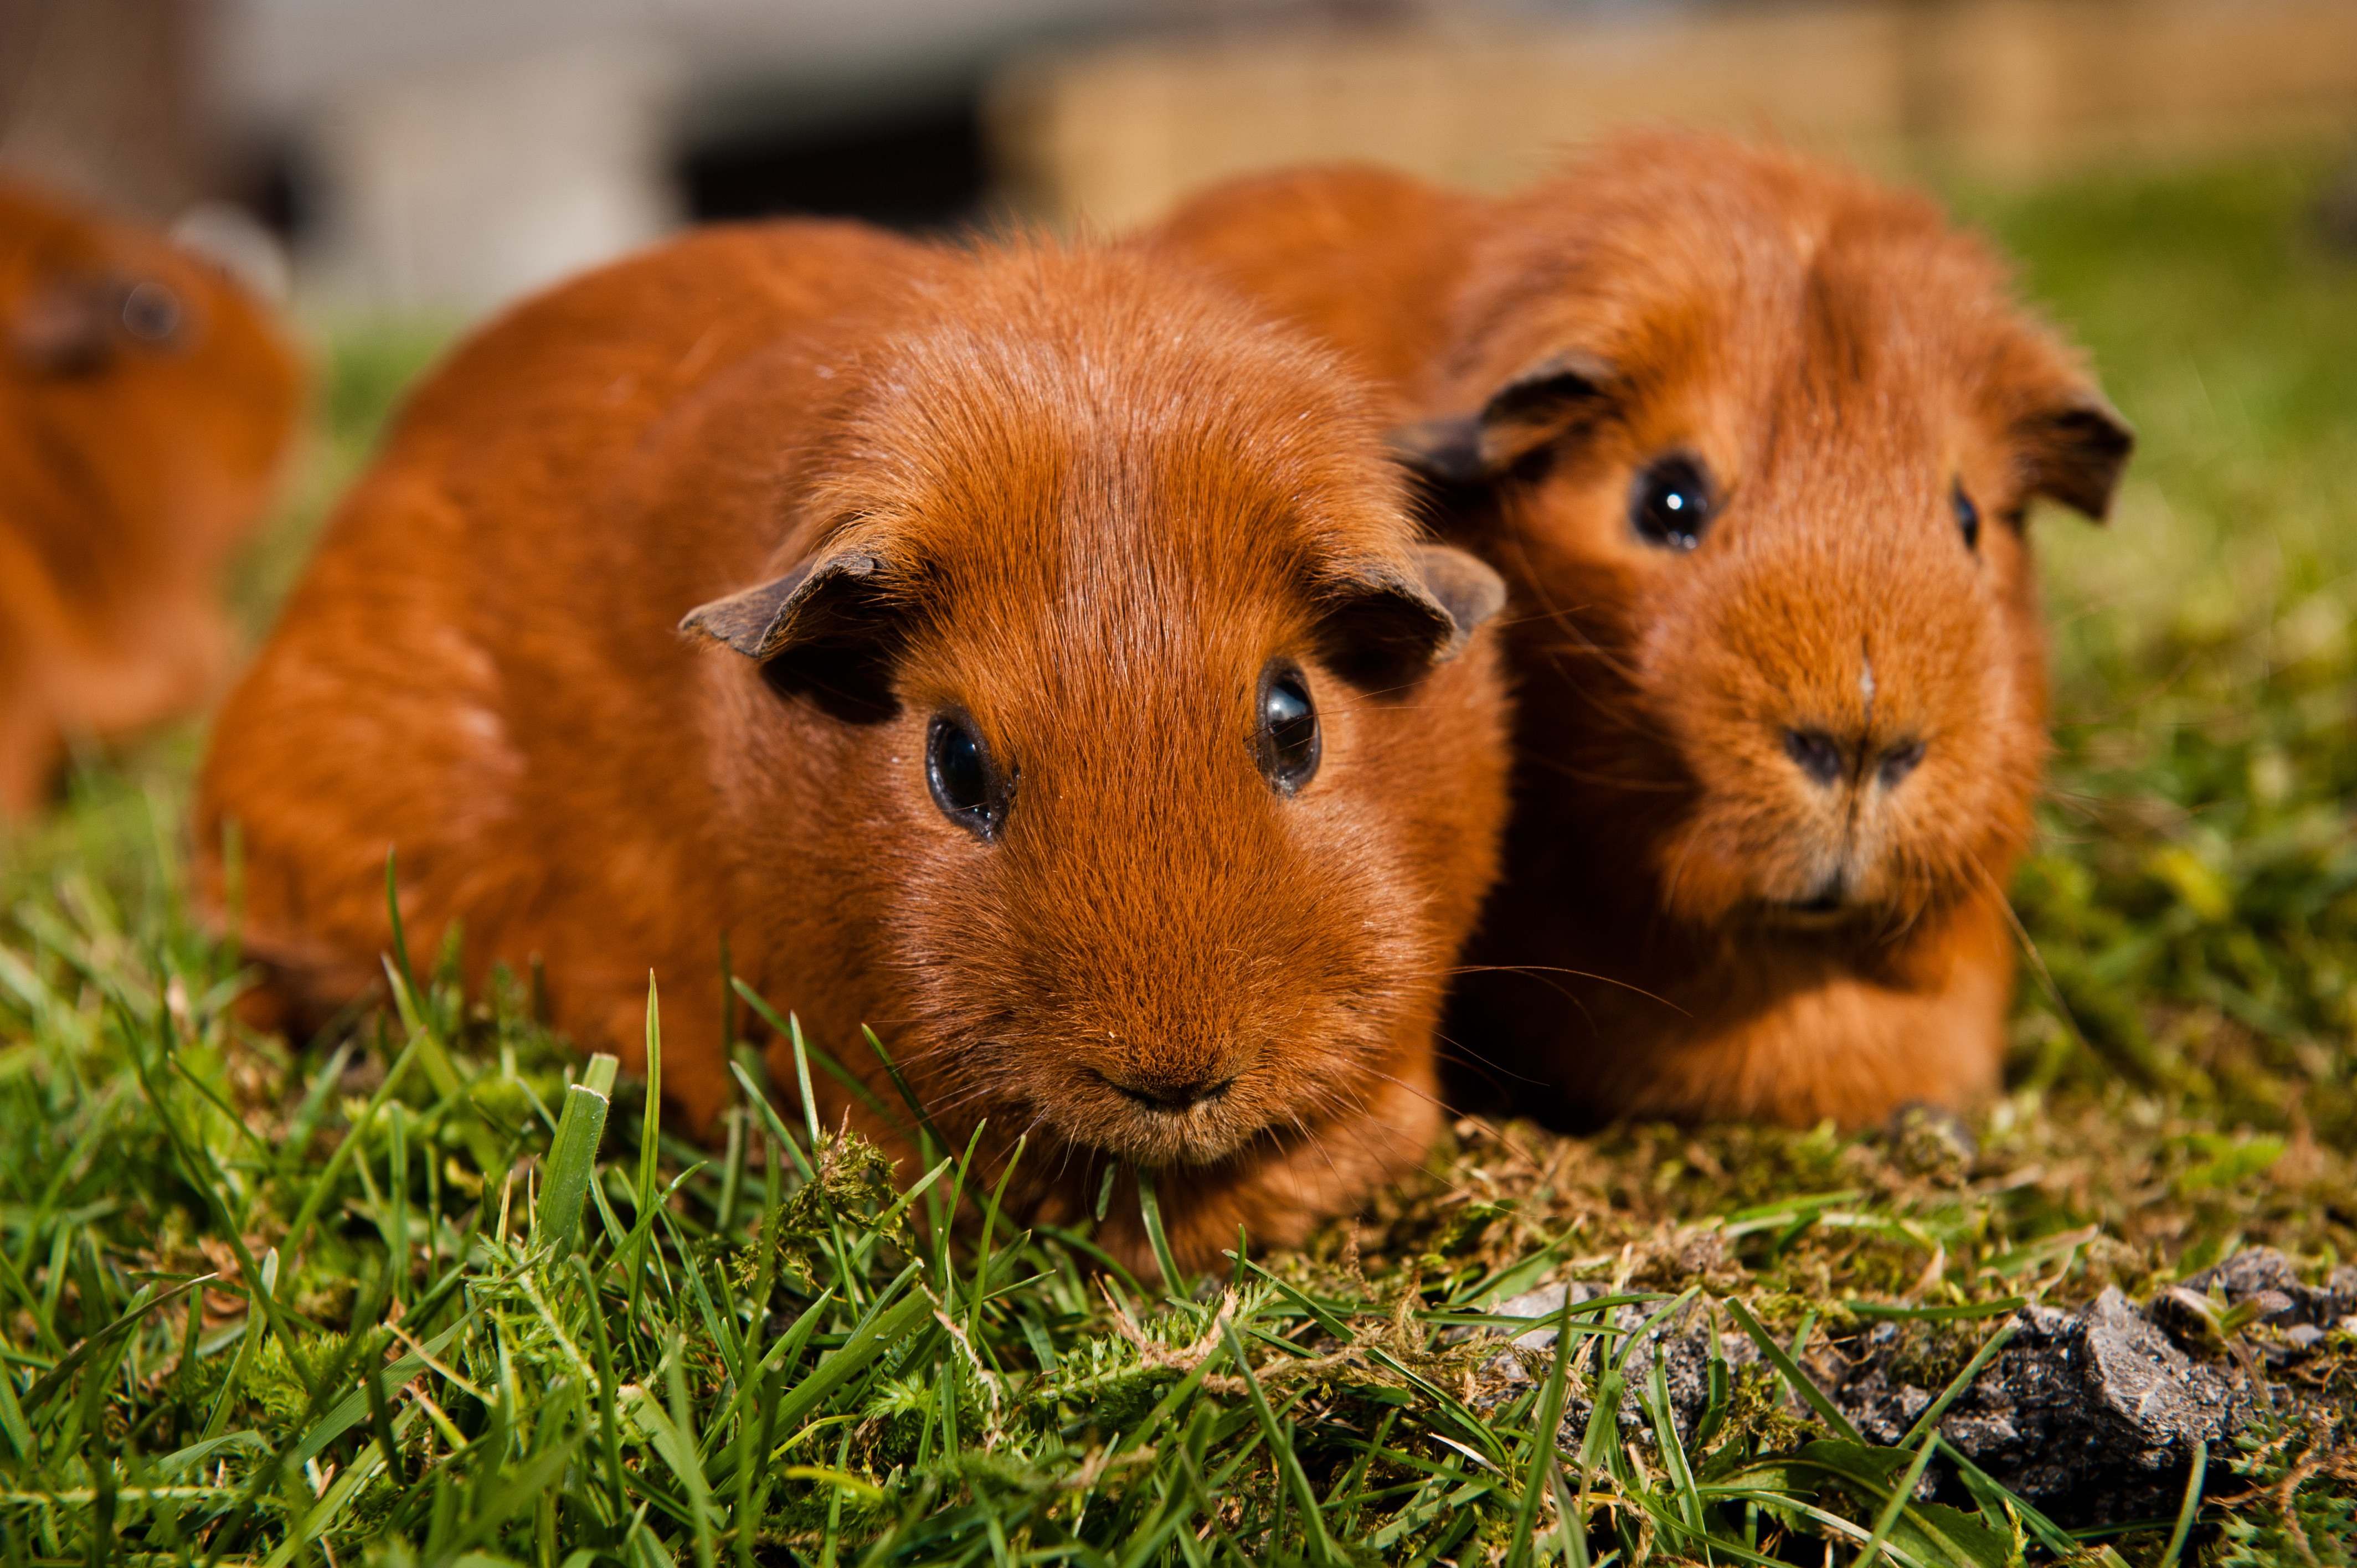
xmin=0 ymin=176 xmax=302 ymax=815
xmin=194 ymin=223 xmax=1510 ymax=1267
xmin=1154 ymin=134 xmax=2130 ymax=1128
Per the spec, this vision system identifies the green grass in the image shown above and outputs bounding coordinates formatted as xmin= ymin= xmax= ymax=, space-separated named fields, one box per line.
xmin=3 ymin=151 xmax=2356 ymax=1565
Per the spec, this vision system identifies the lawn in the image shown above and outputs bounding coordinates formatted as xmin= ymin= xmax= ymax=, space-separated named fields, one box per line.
xmin=1 ymin=147 xmax=2353 ymax=1566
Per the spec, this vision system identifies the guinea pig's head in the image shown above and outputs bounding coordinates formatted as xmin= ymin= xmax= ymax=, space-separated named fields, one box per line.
xmin=1 ymin=176 xmax=302 ymax=543
xmin=1401 ymin=134 xmax=2130 ymax=936
xmin=685 ymin=246 xmax=1507 ymax=1249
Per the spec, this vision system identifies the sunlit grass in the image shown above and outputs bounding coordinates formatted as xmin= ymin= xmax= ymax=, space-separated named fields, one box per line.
xmin=2 ymin=148 xmax=2354 ymax=1563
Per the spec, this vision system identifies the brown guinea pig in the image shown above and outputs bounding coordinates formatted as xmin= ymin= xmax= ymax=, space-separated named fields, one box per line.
xmin=193 ymin=221 xmax=1511 ymax=1269
xmin=1154 ymin=133 xmax=2131 ymax=1129
xmin=0 ymin=175 xmax=302 ymax=817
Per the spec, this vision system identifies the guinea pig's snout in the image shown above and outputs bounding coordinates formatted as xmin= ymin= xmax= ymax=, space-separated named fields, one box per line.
xmin=1780 ymin=727 xmax=1926 ymax=791
xmin=1104 ymin=1072 xmax=1236 ymax=1116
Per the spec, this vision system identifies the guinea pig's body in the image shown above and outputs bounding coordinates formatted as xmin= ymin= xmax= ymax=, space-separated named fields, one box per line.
xmin=195 ymin=223 xmax=1510 ymax=1267
xmin=0 ymin=176 xmax=302 ymax=816
xmin=1154 ymin=135 xmax=2129 ymax=1129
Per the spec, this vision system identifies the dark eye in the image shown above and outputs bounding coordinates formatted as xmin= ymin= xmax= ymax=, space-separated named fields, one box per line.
xmin=119 ymin=281 xmax=182 ymax=344
xmin=927 ymin=714 xmax=1006 ymax=838
xmin=1257 ymin=663 xmax=1320 ymax=795
xmin=1630 ymin=454 xmax=1712 ymax=550
xmin=1952 ymin=479 xmax=1980 ymax=551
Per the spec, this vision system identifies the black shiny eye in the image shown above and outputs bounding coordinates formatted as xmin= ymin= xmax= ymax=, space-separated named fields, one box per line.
xmin=927 ymin=714 xmax=1006 ymax=838
xmin=119 ymin=281 xmax=182 ymax=343
xmin=1630 ymin=454 xmax=1712 ymax=550
xmin=1257 ymin=663 xmax=1320 ymax=795
xmin=1952 ymin=479 xmax=1980 ymax=551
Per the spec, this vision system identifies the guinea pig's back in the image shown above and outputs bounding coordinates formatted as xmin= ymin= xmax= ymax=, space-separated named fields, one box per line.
xmin=1146 ymin=166 xmax=1495 ymax=408
xmin=196 ymin=219 xmax=931 ymax=1023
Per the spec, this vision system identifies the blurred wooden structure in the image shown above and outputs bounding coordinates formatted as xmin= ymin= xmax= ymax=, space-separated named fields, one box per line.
xmin=995 ymin=0 xmax=2357 ymax=231
xmin=0 ymin=0 xmax=215 ymax=221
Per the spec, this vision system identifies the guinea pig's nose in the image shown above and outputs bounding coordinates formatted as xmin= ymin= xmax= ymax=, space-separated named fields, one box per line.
xmin=1782 ymin=728 xmax=1847 ymax=787
xmin=1876 ymin=739 xmax=1926 ymax=788
xmin=1784 ymin=729 xmax=1927 ymax=791
xmin=1109 ymin=1075 xmax=1235 ymax=1115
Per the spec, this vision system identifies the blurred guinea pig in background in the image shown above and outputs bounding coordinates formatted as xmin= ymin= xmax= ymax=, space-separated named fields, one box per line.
xmin=195 ymin=222 xmax=1511 ymax=1268
xmin=0 ymin=174 xmax=302 ymax=818
xmin=1156 ymin=132 xmax=2132 ymax=1130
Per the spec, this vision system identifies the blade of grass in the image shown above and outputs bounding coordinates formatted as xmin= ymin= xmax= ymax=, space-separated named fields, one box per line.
xmin=2158 ymin=1439 xmax=2207 ymax=1568
xmin=1506 ymin=1290 xmax=1579 ymax=1568
xmin=1136 ymin=1166 xmax=1187 ymax=1299
xmin=534 ymin=1055 xmax=619 ymax=1258
xmin=1725 ymin=1297 xmax=1864 ymax=1445
xmin=1216 ymin=1316 xmax=1337 ymax=1567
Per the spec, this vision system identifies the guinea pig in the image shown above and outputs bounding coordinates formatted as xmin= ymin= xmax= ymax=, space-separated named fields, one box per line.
xmin=0 ymin=175 xmax=302 ymax=817
xmin=1153 ymin=132 xmax=2130 ymax=1129
xmin=193 ymin=221 xmax=1511 ymax=1268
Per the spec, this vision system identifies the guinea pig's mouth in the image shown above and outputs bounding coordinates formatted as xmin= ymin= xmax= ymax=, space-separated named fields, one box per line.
xmin=1751 ymin=879 xmax=1874 ymax=931
xmin=1054 ymin=1069 xmax=1267 ymax=1168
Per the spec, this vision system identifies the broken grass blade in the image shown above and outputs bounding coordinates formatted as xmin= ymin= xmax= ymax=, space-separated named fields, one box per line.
xmin=533 ymin=1055 xmax=618 ymax=1258
xmin=1095 ymin=1161 xmax=1119 ymax=1223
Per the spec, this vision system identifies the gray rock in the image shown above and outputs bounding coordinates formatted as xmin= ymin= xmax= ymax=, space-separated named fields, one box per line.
xmin=2177 ymin=1245 xmax=2357 ymax=1330
xmin=1485 ymin=1282 xmax=1594 ymax=1350
xmin=1470 ymin=1255 xmax=2332 ymax=1528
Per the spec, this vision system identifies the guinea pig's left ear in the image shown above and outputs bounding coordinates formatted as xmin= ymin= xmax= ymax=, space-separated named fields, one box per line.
xmin=1389 ymin=351 xmax=1614 ymax=483
xmin=1319 ymin=544 xmax=1507 ymax=687
xmin=2013 ymin=386 xmax=2135 ymax=522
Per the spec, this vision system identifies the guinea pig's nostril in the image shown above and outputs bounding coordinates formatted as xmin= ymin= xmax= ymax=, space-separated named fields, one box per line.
xmin=1877 ymin=739 xmax=1926 ymax=788
xmin=1783 ymin=728 xmax=1845 ymax=787
xmin=1111 ymin=1076 xmax=1234 ymax=1115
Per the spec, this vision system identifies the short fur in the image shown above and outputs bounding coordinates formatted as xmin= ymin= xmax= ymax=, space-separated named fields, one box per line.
xmin=0 ymin=176 xmax=301 ymax=816
xmin=194 ymin=223 xmax=1511 ymax=1268
xmin=1153 ymin=134 xmax=2130 ymax=1128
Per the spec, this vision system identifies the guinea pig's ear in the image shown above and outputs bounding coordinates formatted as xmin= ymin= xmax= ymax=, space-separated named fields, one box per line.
xmin=8 ymin=277 xmax=115 ymax=376
xmin=2013 ymin=388 xmax=2134 ymax=522
xmin=1389 ymin=350 xmax=1614 ymax=483
xmin=678 ymin=548 xmax=890 ymax=661
xmin=1318 ymin=544 xmax=1507 ymax=689
xmin=680 ymin=545 xmax=904 ymax=721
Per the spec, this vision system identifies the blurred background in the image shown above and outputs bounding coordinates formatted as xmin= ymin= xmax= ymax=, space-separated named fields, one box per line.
xmin=4 ymin=0 xmax=2355 ymax=313
xmin=5 ymin=0 xmax=2357 ymax=1136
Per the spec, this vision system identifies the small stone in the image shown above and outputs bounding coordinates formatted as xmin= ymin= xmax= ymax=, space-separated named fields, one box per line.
xmin=1483 ymin=1281 xmax=1598 ymax=1349
xmin=2182 ymin=1246 xmax=2302 ymax=1300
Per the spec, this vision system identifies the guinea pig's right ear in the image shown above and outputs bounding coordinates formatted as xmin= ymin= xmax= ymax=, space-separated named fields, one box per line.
xmin=680 ymin=546 xmax=904 ymax=721
xmin=8 ymin=277 xmax=115 ymax=376
xmin=2014 ymin=387 xmax=2135 ymax=523
xmin=1389 ymin=350 xmax=1614 ymax=483
xmin=1319 ymin=544 xmax=1507 ymax=689
xmin=678 ymin=549 xmax=889 ymax=661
